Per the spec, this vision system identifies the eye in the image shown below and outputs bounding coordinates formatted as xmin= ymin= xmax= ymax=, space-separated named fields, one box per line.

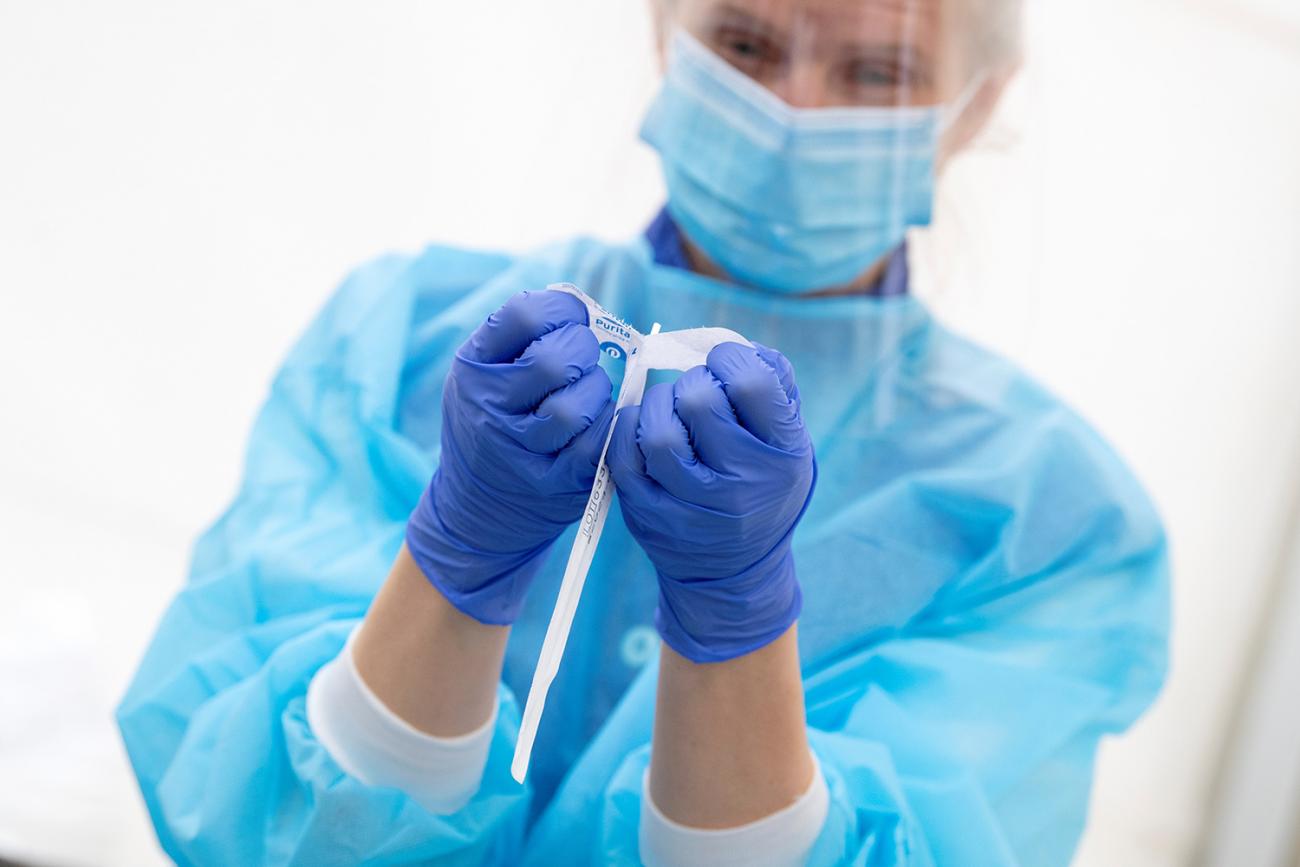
xmin=840 ymin=54 xmax=933 ymax=103
xmin=846 ymin=61 xmax=901 ymax=88
xmin=726 ymin=35 xmax=763 ymax=59
xmin=709 ymin=26 xmax=785 ymax=77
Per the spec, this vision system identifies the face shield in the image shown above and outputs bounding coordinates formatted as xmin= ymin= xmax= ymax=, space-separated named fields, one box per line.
xmin=506 ymin=0 xmax=1083 ymax=790
xmin=640 ymin=0 xmax=1022 ymax=295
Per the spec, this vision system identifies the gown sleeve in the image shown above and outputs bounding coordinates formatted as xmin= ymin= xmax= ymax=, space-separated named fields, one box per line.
xmin=797 ymin=415 xmax=1170 ymax=867
xmin=577 ymin=367 xmax=1170 ymax=867
xmin=115 ymin=247 xmax=537 ymax=866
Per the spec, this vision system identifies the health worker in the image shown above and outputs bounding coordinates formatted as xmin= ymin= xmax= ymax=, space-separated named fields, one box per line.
xmin=117 ymin=1 xmax=1169 ymax=865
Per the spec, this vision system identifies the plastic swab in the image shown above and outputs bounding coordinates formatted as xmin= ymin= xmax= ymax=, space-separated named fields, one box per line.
xmin=511 ymin=286 xmax=747 ymax=783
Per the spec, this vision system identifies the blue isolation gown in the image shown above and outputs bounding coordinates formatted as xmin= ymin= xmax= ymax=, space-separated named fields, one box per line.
xmin=117 ymin=227 xmax=1169 ymax=865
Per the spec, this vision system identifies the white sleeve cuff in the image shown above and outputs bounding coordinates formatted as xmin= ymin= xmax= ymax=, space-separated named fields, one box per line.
xmin=305 ymin=627 xmax=496 ymax=815
xmin=638 ymin=755 xmax=829 ymax=867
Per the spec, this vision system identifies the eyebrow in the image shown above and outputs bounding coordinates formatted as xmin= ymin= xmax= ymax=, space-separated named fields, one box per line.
xmin=838 ymin=42 xmax=934 ymax=71
xmin=705 ymin=3 xmax=789 ymax=43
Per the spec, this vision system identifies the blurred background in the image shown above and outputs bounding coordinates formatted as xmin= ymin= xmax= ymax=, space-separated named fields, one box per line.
xmin=1 ymin=0 xmax=1298 ymax=864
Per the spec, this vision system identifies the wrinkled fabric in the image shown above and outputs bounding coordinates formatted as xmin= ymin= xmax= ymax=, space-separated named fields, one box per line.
xmin=117 ymin=235 xmax=1168 ymax=866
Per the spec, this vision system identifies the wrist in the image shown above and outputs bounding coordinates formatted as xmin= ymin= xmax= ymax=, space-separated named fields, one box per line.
xmin=649 ymin=624 xmax=813 ymax=829
xmin=353 ymin=544 xmax=509 ymax=737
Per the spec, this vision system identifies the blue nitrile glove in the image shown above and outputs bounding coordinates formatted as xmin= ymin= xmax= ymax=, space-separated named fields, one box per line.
xmin=607 ymin=342 xmax=816 ymax=663
xmin=406 ymin=290 xmax=615 ymax=625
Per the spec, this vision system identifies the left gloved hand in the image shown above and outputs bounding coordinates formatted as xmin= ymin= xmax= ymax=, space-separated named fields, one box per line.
xmin=607 ymin=342 xmax=816 ymax=663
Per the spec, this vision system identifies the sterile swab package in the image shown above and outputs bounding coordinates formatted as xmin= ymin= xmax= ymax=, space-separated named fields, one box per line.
xmin=510 ymin=283 xmax=750 ymax=783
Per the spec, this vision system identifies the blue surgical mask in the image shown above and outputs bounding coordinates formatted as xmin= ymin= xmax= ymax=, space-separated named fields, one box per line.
xmin=640 ymin=30 xmax=943 ymax=294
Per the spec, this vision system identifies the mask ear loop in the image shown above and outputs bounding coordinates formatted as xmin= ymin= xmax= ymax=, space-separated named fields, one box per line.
xmin=939 ymin=71 xmax=990 ymax=135
xmin=913 ymin=72 xmax=982 ymax=310
xmin=921 ymin=68 xmax=993 ymax=303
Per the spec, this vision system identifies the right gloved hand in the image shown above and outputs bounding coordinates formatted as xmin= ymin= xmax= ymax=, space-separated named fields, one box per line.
xmin=606 ymin=342 xmax=816 ymax=663
xmin=406 ymin=289 xmax=615 ymax=625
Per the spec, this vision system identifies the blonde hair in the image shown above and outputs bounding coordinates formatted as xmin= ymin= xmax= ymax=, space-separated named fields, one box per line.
xmin=965 ymin=0 xmax=1023 ymax=67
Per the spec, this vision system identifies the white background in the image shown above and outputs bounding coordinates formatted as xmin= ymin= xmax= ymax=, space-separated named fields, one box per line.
xmin=2 ymin=1 xmax=1299 ymax=864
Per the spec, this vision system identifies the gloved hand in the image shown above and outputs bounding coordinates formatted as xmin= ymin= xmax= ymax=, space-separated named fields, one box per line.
xmin=608 ymin=342 xmax=816 ymax=663
xmin=406 ymin=289 xmax=615 ymax=625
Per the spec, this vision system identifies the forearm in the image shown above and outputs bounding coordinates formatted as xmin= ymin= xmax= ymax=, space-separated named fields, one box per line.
xmin=351 ymin=543 xmax=508 ymax=736
xmin=649 ymin=623 xmax=814 ymax=827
